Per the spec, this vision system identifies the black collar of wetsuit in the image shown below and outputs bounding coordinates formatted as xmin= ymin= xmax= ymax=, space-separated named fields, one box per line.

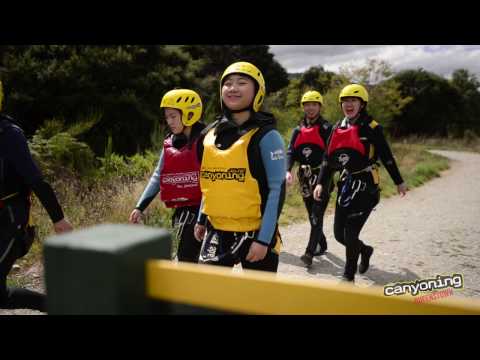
xmin=302 ymin=115 xmax=326 ymax=128
xmin=169 ymin=122 xmax=206 ymax=149
xmin=171 ymin=133 xmax=188 ymax=149
xmin=215 ymin=111 xmax=276 ymax=136
xmin=343 ymin=110 xmax=373 ymax=128
xmin=210 ymin=112 xmax=276 ymax=151
xmin=355 ymin=110 xmax=374 ymax=127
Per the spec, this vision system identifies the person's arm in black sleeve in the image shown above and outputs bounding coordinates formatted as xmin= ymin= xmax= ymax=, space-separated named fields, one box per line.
xmin=319 ymin=120 xmax=333 ymax=146
xmin=5 ymin=126 xmax=66 ymax=224
xmin=4 ymin=124 xmax=72 ymax=233
xmin=316 ymin=154 xmax=335 ymax=188
xmin=313 ymin=152 xmax=335 ymax=201
xmin=316 ymin=118 xmax=335 ymax=184
xmin=286 ymin=127 xmax=300 ymax=171
xmin=30 ymin=180 xmax=64 ymax=223
xmin=369 ymin=124 xmax=404 ymax=185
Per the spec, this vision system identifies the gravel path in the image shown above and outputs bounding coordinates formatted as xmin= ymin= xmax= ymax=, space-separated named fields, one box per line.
xmin=2 ymin=150 xmax=479 ymax=314
xmin=278 ymin=150 xmax=480 ymax=298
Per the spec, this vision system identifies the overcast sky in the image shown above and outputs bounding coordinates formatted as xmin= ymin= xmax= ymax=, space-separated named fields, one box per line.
xmin=269 ymin=45 xmax=480 ymax=80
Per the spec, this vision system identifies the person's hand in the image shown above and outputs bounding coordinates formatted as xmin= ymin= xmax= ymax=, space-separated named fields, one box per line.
xmin=313 ymin=184 xmax=323 ymax=201
xmin=286 ymin=171 xmax=294 ymax=186
xmin=129 ymin=209 xmax=144 ymax=224
xmin=397 ymin=182 xmax=408 ymax=197
xmin=194 ymin=224 xmax=206 ymax=242
xmin=53 ymin=218 xmax=73 ymax=234
xmin=245 ymin=241 xmax=268 ymax=262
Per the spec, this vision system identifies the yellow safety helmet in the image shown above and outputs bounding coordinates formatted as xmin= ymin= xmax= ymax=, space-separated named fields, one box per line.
xmin=301 ymin=90 xmax=324 ymax=106
xmin=220 ymin=61 xmax=266 ymax=112
xmin=338 ymin=84 xmax=369 ymax=103
xmin=160 ymin=89 xmax=203 ymax=127
xmin=0 ymin=80 xmax=3 ymax=112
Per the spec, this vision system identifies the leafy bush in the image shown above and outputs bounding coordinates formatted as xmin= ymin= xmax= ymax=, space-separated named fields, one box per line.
xmin=29 ymin=116 xmax=99 ymax=179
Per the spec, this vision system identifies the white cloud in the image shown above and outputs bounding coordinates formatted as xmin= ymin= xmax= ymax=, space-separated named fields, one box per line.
xmin=269 ymin=45 xmax=480 ymax=80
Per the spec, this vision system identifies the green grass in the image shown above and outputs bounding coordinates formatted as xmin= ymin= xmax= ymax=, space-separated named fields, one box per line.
xmin=399 ymin=134 xmax=480 ymax=153
xmin=12 ymin=173 xmax=174 ymax=282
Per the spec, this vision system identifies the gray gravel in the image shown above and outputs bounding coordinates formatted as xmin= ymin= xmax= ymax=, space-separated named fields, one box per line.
xmin=278 ymin=150 xmax=480 ymax=298
xmin=2 ymin=150 xmax=478 ymax=314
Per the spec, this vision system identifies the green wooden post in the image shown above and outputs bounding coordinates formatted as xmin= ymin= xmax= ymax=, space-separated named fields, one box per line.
xmin=44 ymin=224 xmax=171 ymax=315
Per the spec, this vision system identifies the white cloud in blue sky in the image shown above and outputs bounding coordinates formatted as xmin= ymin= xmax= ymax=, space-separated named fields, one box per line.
xmin=269 ymin=45 xmax=480 ymax=79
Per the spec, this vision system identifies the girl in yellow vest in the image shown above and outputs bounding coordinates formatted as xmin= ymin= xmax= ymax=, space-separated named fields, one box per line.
xmin=313 ymin=84 xmax=407 ymax=282
xmin=193 ymin=62 xmax=286 ymax=273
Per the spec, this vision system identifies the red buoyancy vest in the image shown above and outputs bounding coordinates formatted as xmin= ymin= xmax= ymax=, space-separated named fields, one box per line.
xmin=326 ymin=124 xmax=370 ymax=171
xmin=159 ymin=137 xmax=202 ymax=208
xmin=327 ymin=124 xmax=366 ymax=157
xmin=293 ymin=124 xmax=326 ymax=150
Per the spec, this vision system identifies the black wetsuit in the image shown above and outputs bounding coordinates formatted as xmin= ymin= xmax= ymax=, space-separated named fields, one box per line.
xmin=317 ymin=112 xmax=404 ymax=279
xmin=0 ymin=115 xmax=65 ymax=311
xmin=286 ymin=116 xmax=333 ymax=255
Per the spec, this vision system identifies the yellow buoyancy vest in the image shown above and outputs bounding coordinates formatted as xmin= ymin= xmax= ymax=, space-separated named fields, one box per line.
xmin=200 ymin=128 xmax=262 ymax=231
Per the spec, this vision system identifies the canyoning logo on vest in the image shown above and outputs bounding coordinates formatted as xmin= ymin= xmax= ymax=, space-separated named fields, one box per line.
xmin=338 ymin=153 xmax=350 ymax=166
xmin=302 ymin=147 xmax=312 ymax=159
xmin=201 ymin=168 xmax=246 ymax=182
xmin=162 ymin=171 xmax=199 ymax=185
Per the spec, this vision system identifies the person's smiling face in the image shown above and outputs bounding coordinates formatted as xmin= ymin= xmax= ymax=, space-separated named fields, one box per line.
xmin=221 ymin=74 xmax=255 ymax=111
xmin=341 ymin=97 xmax=363 ymax=119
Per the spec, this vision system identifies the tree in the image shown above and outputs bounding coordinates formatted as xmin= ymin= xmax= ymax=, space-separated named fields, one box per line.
xmin=183 ymin=45 xmax=289 ymax=92
xmin=300 ymin=65 xmax=335 ymax=94
xmin=1 ymin=45 xmax=201 ymax=154
xmin=392 ymin=68 xmax=464 ymax=137
xmin=450 ymin=69 xmax=480 ymax=134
